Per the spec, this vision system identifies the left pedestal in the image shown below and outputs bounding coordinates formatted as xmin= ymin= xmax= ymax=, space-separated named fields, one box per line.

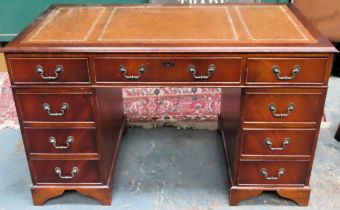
xmin=10 ymin=80 xmax=125 ymax=205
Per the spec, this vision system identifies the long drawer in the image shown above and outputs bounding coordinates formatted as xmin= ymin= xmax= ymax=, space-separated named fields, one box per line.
xmin=31 ymin=160 xmax=101 ymax=184
xmin=24 ymin=127 xmax=98 ymax=154
xmin=94 ymin=57 xmax=242 ymax=83
xmin=9 ymin=58 xmax=90 ymax=84
xmin=244 ymin=91 xmax=323 ymax=123
xmin=241 ymin=128 xmax=316 ymax=157
xmin=238 ymin=160 xmax=309 ymax=185
xmin=16 ymin=93 xmax=94 ymax=122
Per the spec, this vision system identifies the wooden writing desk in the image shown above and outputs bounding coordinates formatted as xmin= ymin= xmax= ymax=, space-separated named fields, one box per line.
xmin=4 ymin=4 xmax=337 ymax=206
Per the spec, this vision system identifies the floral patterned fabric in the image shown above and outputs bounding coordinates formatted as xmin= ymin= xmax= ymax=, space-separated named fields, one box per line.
xmin=0 ymin=73 xmax=18 ymax=129
xmin=0 ymin=72 xmax=221 ymax=129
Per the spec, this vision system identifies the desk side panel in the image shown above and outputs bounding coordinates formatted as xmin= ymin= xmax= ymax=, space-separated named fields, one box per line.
xmin=95 ymin=87 xmax=125 ymax=183
xmin=220 ymin=88 xmax=242 ymax=185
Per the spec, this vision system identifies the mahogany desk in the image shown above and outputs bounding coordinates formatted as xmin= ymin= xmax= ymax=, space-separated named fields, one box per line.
xmin=4 ymin=4 xmax=337 ymax=206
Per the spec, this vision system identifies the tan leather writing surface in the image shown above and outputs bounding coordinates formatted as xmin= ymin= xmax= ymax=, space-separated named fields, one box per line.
xmin=22 ymin=5 xmax=316 ymax=44
xmin=235 ymin=6 xmax=312 ymax=42
xmin=99 ymin=7 xmax=237 ymax=42
xmin=28 ymin=7 xmax=106 ymax=42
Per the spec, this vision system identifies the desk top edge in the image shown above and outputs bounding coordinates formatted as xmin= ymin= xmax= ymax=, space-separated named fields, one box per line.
xmin=4 ymin=4 xmax=337 ymax=54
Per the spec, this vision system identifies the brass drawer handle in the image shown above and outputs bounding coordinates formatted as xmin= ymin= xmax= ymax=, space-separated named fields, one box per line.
xmin=268 ymin=103 xmax=295 ymax=118
xmin=272 ymin=65 xmax=300 ymax=80
xmin=260 ymin=168 xmax=285 ymax=180
xmin=35 ymin=65 xmax=63 ymax=80
xmin=43 ymin=103 xmax=69 ymax=116
xmin=264 ymin=137 xmax=290 ymax=151
xmin=188 ymin=64 xmax=216 ymax=80
xmin=54 ymin=167 xmax=79 ymax=179
xmin=119 ymin=65 xmax=146 ymax=80
xmin=49 ymin=136 xmax=74 ymax=150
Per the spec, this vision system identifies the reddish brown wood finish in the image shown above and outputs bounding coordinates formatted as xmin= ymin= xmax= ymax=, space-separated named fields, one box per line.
xmin=95 ymin=88 xmax=125 ymax=180
xmin=16 ymin=93 xmax=94 ymax=122
xmin=94 ymin=57 xmax=242 ymax=84
xmin=244 ymin=91 xmax=323 ymax=123
xmin=229 ymin=187 xmax=263 ymax=206
xmin=3 ymin=3 xmax=337 ymax=207
xmin=77 ymin=187 xmax=112 ymax=205
xmin=241 ymin=128 xmax=316 ymax=157
xmin=24 ymin=127 xmax=97 ymax=154
xmin=276 ymin=187 xmax=311 ymax=206
xmin=238 ymin=160 xmax=309 ymax=185
xmin=31 ymin=186 xmax=112 ymax=205
xmin=31 ymin=160 xmax=101 ymax=183
xmin=219 ymin=88 xmax=243 ymax=184
xmin=246 ymin=58 xmax=328 ymax=85
xmin=9 ymin=58 xmax=90 ymax=84
xmin=229 ymin=186 xmax=311 ymax=206
xmin=31 ymin=187 xmax=65 ymax=205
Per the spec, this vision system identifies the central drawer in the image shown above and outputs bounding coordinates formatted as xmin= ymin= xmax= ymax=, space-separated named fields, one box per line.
xmin=94 ymin=57 xmax=242 ymax=83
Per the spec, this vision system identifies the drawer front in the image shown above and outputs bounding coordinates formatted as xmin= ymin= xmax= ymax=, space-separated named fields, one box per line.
xmin=17 ymin=93 xmax=94 ymax=122
xmin=94 ymin=57 xmax=242 ymax=83
xmin=244 ymin=92 xmax=323 ymax=123
xmin=24 ymin=128 xmax=97 ymax=154
xmin=238 ymin=161 xmax=308 ymax=185
xmin=32 ymin=160 xmax=101 ymax=183
xmin=246 ymin=58 xmax=328 ymax=84
xmin=241 ymin=129 xmax=316 ymax=156
xmin=9 ymin=58 xmax=90 ymax=84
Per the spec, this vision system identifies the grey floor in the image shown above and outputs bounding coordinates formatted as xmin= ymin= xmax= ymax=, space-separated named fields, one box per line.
xmin=0 ymin=77 xmax=339 ymax=210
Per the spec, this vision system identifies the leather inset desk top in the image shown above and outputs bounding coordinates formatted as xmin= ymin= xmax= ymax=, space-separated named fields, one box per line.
xmin=98 ymin=7 xmax=238 ymax=43
xmin=28 ymin=7 xmax=106 ymax=42
xmin=5 ymin=4 xmax=336 ymax=53
xmin=24 ymin=5 xmax=314 ymax=44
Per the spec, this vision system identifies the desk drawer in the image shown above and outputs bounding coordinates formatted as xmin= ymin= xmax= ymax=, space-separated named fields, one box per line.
xmin=32 ymin=160 xmax=101 ymax=183
xmin=94 ymin=57 xmax=242 ymax=83
xmin=9 ymin=58 xmax=89 ymax=84
xmin=17 ymin=93 xmax=94 ymax=122
xmin=244 ymin=92 xmax=323 ymax=123
xmin=246 ymin=58 xmax=328 ymax=85
xmin=24 ymin=128 xmax=97 ymax=154
xmin=238 ymin=161 xmax=308 ymax=185
xmin=241 ymin=129 xmax=316 ymax=156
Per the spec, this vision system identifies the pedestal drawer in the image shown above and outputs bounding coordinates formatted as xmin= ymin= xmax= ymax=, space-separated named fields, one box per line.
xmin=246 ymin=58 xmax=328 ymax=85
xmin=16 ymin=93 xmax=94 ymax=122
xmin=238 ymin=161 xmax=308 ymax=185
xmin=24 ymin=128 xmax=97 ymax=154
xmin=31 ymin=160 xmax=101 ymax=184
xmin=241 ymin=129 xmax=316 ymax=156
xmin=9 ymin=58 xmax=90 ymax=84
xmin=244 ymin=92 xmax=323 ymax=123
xmin=94 ymin=57 xmax=242 ymax=83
